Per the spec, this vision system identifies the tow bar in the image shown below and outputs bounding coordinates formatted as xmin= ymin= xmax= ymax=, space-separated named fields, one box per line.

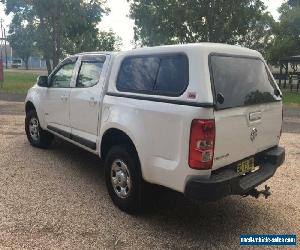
xmin=244 ymin=185 xmax=271 ymax=199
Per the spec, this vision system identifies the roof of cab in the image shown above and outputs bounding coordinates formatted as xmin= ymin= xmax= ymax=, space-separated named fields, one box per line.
xmin=75 ymin=51 xmax=116 ymax=56
xmin=118 ymin=43 xmax=261 ymax=58
xmin=75 ymin=43 xmax=261 ymax=59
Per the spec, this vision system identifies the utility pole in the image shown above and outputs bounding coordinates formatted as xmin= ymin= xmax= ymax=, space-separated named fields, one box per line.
xmin=0 ymin=19 xmax=3 ymax=61
xmin=0 ymin=19 xmax=4 ymax=85
xmin=4 ymin=27 xmax=7 ymax=69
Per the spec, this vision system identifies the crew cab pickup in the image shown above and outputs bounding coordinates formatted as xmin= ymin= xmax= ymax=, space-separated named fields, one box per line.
xmin=25 ymin=43 xmax=285 ymax=213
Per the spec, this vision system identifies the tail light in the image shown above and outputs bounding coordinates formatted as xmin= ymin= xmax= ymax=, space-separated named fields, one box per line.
xmin=189 ymin=119 xmax=215 ymax=170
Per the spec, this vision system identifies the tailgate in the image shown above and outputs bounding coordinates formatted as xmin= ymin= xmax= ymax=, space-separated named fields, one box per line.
xmin=209 ymin=54 xmax=282 ymax=170
xmin=213 ymin=103 xmax=282 ymax=170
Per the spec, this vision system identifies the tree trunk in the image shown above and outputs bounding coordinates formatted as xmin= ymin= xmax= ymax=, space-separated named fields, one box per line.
xmin=25 ymin=57 xmax=29 ymax=70
xmin=53 ymin=51 xmax=59 ymax=69
xmin=52 ymin=3 xmax=61 ymax=69
xmin=45 ymin=58 xmax=52 ymax=75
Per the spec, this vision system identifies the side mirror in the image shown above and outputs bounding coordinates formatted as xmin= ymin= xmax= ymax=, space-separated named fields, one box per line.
xmin=274 ymin=88 xmax=282 ymax=97
xmin=37 ymin=75 xmax=49 ymax=87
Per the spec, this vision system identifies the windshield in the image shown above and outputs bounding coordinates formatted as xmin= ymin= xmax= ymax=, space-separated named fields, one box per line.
xmin=210 ymin=55 xmax=281 ymax=110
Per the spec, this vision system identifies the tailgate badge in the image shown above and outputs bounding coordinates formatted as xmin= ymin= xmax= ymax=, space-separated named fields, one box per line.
xmin=250 ymin=128 xmax=258 ymax=142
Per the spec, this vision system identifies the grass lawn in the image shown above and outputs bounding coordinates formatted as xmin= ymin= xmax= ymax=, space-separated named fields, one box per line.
xmin=0 ymin=71 xmax=39 ymax=94
xmin=282 ymin=92 xmax=300 ymax=105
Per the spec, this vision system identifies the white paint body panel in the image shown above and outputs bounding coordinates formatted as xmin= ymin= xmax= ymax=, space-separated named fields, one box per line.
xmin=99 ymin=95 xmax=214 ymax=192
xmin=43 ymin=88 xmax=71 ymax=133
xmin=213 ymin=102 xmax=282 ymax=170
xmin=25 ymin=43 xmax=283 ymax=193
xmin=69 ymin=55 xmax=111 ymax=145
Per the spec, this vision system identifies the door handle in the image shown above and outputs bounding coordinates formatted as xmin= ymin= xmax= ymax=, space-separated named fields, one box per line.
xmin=61 ymin=95 xmax=68 ymax=102
xmin=249 ymin=111 xmax=262 ymax=122
xmin=89 ymin=97 xmax=97 ymax=106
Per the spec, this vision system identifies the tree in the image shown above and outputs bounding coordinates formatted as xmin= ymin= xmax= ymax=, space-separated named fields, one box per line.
xmin=267 ymin=0 xmax=300 ymax=63
xmin=129 ymin=0 xmax=271 ymax=49
xmin=7 ymin=14 xmax=36 ymax=70
xmin=97 ymin=30 xmax=122 ymax=51
xmin=64 ymin=29 xmax=122 ymax=54
xmin=1 ymin=0 xmax=112 ymax=73
xmin=239 ymin=12 xmax=275 ymax=57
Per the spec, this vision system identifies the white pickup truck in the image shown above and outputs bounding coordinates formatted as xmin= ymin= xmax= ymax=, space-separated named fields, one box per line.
xmin=25 ymin=43 xmax=285 ymax=213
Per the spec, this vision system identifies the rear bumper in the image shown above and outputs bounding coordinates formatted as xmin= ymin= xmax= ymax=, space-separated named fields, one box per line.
xmin=184 ymin=146 xmax=285 ymax=201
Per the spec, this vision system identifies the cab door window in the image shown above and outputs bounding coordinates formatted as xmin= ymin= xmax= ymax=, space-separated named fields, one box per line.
xmin=50 ymin=63 xmax=76 ymax=88
xmin=76 ymin=61 xmax=104 ymax=88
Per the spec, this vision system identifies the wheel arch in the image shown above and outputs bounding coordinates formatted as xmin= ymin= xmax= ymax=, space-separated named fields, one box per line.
xmin=100 ymin=128 xmax=140 ymax=162
xmin=25 ymin=96 xmax=47 ymax=129
xmin=25 ymin=101 xmax=36 ymax=114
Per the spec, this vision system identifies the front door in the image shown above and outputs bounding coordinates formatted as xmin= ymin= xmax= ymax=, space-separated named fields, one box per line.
xmin=44 ymin=58 xmax=78 ymax=134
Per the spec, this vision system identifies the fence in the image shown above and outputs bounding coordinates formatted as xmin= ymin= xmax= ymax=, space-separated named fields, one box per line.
xmin=274 ymin=73 xmax=300 ymax=93
xmin=2 ymin=56 xmax=48 ymax=70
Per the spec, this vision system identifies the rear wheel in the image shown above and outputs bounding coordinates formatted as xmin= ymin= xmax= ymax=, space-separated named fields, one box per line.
xmin=25 ymin=110 xmax=54 ymax=149
xmin=105 ymin=145 xmax=143 ymax=214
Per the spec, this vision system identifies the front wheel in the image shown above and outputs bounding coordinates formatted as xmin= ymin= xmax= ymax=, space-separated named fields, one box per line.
xmin=25 ymin=110 xmax=54 ymax=149
xmin=105 ymin=145 xmax=143 ymax=214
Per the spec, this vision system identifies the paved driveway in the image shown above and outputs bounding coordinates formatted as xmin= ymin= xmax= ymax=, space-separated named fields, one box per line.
xmin=0 ymin=101 xmax=299 ymax=249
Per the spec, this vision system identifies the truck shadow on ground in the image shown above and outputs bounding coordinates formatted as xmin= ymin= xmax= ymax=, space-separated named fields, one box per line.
xmin=47 ymin=137 xmax=285 ymax=246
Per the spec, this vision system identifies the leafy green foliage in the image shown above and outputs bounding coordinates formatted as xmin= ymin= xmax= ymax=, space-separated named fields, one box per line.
xmin=267 ymin=0 xmax=300 ymax=63
xmin=1 ymin=0 xmax=122 ymax=73
xmin=7 ymin=14 xmax=37 ymax=70
xmin=239 ymin=13 xmax=275 ymax=57
xmin=65 ymin=30 xmax=122 ymax=54
xmin=129 ymin=0 xmax=272 ymax=51
xmin=97 ymin=30 xmax=122 ymax=51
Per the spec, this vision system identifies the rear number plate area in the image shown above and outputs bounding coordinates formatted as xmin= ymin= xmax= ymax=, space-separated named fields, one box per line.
xmin=237 ymin=157 xmax=255 ymax=176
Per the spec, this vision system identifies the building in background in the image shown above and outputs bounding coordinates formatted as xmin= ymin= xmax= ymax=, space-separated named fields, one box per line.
xmin=0 ymin=42 xmax=47 ymax=70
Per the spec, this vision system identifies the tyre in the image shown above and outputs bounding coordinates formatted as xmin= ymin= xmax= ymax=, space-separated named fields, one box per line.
xmin=25 ymin=110 xmax=54 ymax=149
xmin=105 ymin=144 xmax=144 ymax=214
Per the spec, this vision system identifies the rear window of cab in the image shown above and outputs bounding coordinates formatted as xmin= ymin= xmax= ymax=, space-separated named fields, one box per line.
xmin=116 ymin=54 xmax=189 ymax=96
xmin=210 ymin=54 xmax=281 ymax=110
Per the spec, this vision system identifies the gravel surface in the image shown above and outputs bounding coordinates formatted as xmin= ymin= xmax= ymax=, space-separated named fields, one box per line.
xmin=0 ymin=93 xmax=26 ymax=104
xmin=0 ymin=101 xmax=299 ymax=249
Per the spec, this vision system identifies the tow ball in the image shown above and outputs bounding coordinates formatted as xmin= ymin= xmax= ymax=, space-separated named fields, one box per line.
xmin=244 ymin=185 xmax=271 ymax=199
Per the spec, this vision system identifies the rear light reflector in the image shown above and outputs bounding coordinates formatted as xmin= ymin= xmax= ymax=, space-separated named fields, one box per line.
xmin=189 ymin=119 xmax=215 ymax=170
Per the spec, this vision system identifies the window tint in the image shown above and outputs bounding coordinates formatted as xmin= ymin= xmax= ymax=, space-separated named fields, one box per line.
xmin=117 ymin=54 xmax=189 ymax=96
xmin=51 ymin=63 xmax=75 ymax=88
xmin=210 ymin=55 xmax=280 ymax=109
xmin=117 ymin=57 xmax=159 ymax=92
xmin=155 ymin=56 xmax=189 ymax=94
xmin=76 ymin=61 xmax=104 ymax=88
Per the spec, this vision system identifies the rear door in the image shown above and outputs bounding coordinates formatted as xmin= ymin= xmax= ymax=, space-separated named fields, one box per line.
xmin=210 ymin=54 xmax=282 ymax=170
xmin=69 ymin=55 xmax=108 ymax=149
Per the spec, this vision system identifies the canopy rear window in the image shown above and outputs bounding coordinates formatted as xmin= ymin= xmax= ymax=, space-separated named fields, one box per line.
xmin=210 ymin=55 xmax=281 ymax=110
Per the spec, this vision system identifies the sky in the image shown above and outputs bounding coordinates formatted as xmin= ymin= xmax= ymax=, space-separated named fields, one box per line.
xmin=0 ymin=0 xmax=285 ymax=51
